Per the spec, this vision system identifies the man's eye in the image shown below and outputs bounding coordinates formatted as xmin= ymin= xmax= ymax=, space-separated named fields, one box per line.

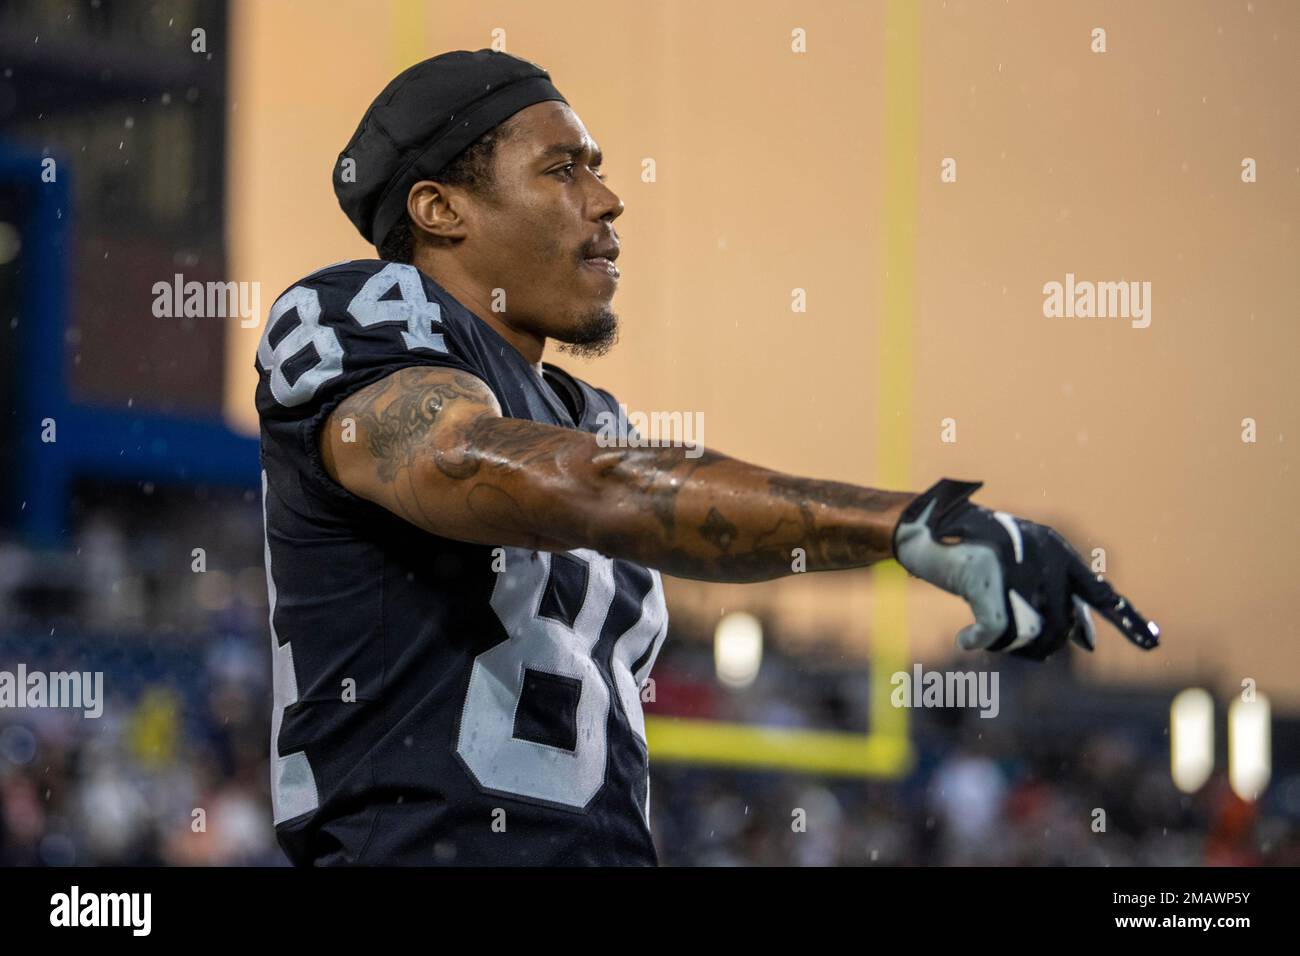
xmin=553 ymin=163 xmax=605 ymax=182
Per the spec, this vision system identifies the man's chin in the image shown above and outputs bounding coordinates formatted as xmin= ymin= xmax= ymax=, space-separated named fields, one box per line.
xmin=553 ymin=306 xmax=619 ymax=359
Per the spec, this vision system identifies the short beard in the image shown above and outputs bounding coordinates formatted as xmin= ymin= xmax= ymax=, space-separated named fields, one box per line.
xmin=553 ymin=306 xmax=619 ymax=359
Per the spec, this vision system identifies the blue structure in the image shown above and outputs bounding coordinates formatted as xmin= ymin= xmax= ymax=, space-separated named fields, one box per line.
xmin=3 ymin=145 xmax=260 ymax=547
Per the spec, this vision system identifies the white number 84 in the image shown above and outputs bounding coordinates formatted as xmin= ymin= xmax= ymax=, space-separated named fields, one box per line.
xmin=257 ymin=263 xmax=448 ymax=408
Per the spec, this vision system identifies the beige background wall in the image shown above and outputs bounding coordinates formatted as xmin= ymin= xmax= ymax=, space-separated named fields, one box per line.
xmin=224 ymin=1 xmax=1299 ymax=707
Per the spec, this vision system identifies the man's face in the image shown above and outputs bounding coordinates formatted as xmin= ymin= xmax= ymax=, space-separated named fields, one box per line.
xmin=459 ymin=101 xmax=625 ymax=357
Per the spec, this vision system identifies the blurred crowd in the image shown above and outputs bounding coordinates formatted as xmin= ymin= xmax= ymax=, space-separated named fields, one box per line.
xmin=0 ymin=506 xmax=1297 ymax=867
xmin=646 ymin=641 xmax=1300 ymax=866
xmin=650 ymin=725 xmax=1300 ymax=867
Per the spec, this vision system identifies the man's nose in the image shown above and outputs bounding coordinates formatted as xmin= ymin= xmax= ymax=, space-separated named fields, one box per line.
xmin=595 ymin=182 xmax=624 ymax=222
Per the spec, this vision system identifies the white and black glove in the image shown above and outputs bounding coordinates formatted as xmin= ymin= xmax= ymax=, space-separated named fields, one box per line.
xmin=892 ymin=478 xmax=1160 ymax=662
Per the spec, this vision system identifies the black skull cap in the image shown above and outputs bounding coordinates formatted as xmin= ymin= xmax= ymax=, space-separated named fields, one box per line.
xmin=334 ymin=49 xmax=568 ymax=249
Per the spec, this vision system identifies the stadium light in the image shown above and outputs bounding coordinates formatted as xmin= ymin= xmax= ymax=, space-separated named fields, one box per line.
xmin=1169 ymin=688 xmax=1214 ymax=794
xmin=1228 ymin=693 xmax=1271 ymax=802
xmin=714 ymin=611 xmax=762 ymax=690
xmin=0 ymin=221 xmax=19 ymax=265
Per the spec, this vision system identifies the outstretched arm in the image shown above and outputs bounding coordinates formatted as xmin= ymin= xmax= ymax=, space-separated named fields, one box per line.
xmin=319 ymin=366 xmax=914 ymax=583
xmin=321 ymin=365 xmax=1160 ymax=660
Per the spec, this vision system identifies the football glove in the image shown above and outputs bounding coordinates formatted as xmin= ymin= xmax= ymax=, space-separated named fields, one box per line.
xmin=891 ymin=477 xmax=1160 ymax=662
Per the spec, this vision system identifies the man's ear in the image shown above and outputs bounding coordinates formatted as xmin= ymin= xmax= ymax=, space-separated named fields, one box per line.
xmin=407 ymin=180 xmax=468 ymax=243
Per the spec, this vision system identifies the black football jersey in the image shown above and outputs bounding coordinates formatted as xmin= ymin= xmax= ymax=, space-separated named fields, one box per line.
xmin=254 ymin=259 xmax=669 ymax=865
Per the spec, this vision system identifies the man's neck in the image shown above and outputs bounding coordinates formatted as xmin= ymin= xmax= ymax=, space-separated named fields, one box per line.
xmin=411 ymin=255 xmax=546 ymax=372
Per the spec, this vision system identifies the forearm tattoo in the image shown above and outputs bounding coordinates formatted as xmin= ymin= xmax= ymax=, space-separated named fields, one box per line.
xmin=332 ymin=368 xmax=912 ymax=582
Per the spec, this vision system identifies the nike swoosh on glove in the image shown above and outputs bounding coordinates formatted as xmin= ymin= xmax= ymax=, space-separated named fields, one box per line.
xmin=891 ymin=478 xmax=1160 ymax=662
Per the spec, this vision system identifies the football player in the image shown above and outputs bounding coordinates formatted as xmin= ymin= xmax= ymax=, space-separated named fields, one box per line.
xmin=255 ymin=50 xmax=1158 ymax=866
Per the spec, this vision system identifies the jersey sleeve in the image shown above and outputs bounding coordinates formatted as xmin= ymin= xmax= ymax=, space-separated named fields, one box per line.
xmin=254 ymin=260 xmax=483 ymax=511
